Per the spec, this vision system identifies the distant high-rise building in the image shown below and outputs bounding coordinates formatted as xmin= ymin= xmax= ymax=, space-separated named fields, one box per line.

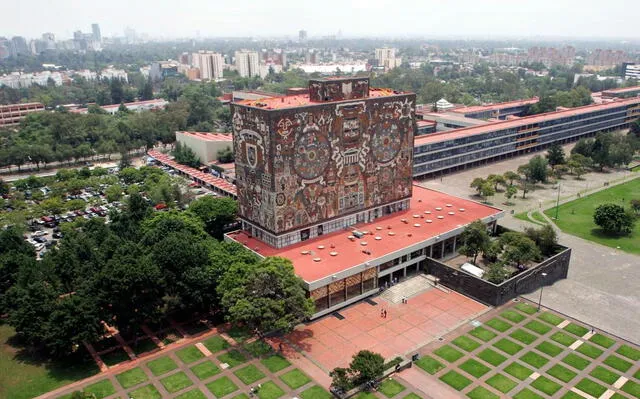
xmin=375 ymin=48 xmax=401 ymax=71
xmin=92 ymin=24 xmax=101 ymax=43
xmin=124 ymin=27 xmax=137 ymax=44
xmin=0 ymin=38 xmax=10 ymax=59
xmin=41 ymin=32 xmax=56 ymax=51
xmin=235 ymin=50 xmax=260 ymax=78
xmin=192 ymin=51 xmax=224 ymax=80
xmin=299 ymin=30 xmax=307 ymax=42
xmin=10 ymin=36 xmax=29 ymax=57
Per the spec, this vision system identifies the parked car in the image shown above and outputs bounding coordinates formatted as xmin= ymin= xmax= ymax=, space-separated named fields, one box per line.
xmin=32 ymin=230 xmax=47 ymax=237
xmin=53 ymin=232 xmax=63 ymax=239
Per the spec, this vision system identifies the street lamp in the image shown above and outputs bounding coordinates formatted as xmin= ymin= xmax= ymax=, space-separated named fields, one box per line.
xmin=537 ymin=272 xmax=548 ymax=312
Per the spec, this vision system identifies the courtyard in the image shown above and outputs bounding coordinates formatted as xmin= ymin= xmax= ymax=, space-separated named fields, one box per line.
xmin=283 ymin=281 xmax=488 ymax=372
xmin=410 ymin=298 xmax=640 ymax=399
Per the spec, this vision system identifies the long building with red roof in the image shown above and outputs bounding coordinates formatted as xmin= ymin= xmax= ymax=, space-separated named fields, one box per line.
xmin=413 ymin=96 xmax=640 ymax=178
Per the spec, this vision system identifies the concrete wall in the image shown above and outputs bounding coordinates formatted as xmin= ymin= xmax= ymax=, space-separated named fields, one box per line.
xmin=425 ymin=247 xmax=571 ymax=306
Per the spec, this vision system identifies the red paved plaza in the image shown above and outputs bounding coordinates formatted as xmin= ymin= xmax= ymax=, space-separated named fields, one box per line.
xmin=285 ymin=288 xmax=488 ymax=371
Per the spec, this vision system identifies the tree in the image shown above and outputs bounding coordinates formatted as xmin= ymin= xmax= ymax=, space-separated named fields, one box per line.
xmin=480 ymin=182 xmax=495 ymax=202
xmin=188 ymin=196 xmax=238 ymax=239
xmin=470 ymin=178 xmax=485 ymax=196
xmin=330 ymin=367 xmax=353 ymax=392
xmin=503 ymin=171 xmax=520 ymax=186
xmin=110 ymin=78 xmax=124 ymax=104
xmin=593 ymin=203 xmax=635 ymax=236
xmin=104 ymin=184 xmax=124 ymax=202
xmin=216 ymin=146 xmax=234 ymax=163
xmin=630 ymin=199 xmax=640 ymax=216
xmin=572 ymin=138 xmax=594 ymax=158
xmin=546 ymin=144 xmax=566 ymax=169
xmin=349 ymin=350 xmax=385 ymax=385
xmin=553 ymin=164 xmax=570 ymax=179
xmin=505 ymin=185 xmax=518 ymax=203
xmin=218 ymin=257 xmax=314 ymax=336
xmin=486 ymin=262 xmax=509 ymax=284
xmin=524 ymin=224 xmax=558 ymax=257
xmin=527 ymin=155 xmax=549 ymax=183
xmin=458 ymin=220 xmax=490 ymax=265
xmin=487 ymin=174 xmax=506 ymax=191
xmin=173 ymin=142 xmax=200 ymax=168
xmin=499 ymin=232 xmax=541 ymax=268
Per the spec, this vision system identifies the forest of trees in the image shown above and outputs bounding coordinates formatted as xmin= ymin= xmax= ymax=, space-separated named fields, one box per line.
xmin=0 ymin=193 xmax=312 ymax=358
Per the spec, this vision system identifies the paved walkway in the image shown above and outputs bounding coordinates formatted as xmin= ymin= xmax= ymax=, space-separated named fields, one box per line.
xmin=284 ymin=283 xmax=489 ymax=372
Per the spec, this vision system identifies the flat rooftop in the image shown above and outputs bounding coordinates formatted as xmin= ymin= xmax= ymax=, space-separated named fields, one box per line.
xmin=177 ymin=131 xmax=232 ymax=141
xmin=235 ymin=87 xmax=404 ymax=110
xmin=450 ymin=97 xmax=539 ymax=114
xmin=602 ymin=86 xmax=640 ymax=94
xmin=414 ymin=96 xmax=640 ymax=146
xmin=227 ymin=186 xmax=502 ymax=284
xmin=147 ymin=150 xmax=237 ymax=196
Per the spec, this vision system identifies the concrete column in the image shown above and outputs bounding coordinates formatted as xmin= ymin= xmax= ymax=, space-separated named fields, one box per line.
xmin=429 ymin=245 xmax=433 ymax=258
xmin=441 ymin=241 xmax=445 ymax=259
xmin=453 ymin=235 xmax=458 ymax=253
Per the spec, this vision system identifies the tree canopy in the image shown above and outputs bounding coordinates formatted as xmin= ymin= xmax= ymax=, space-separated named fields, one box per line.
xmin=593 ymin=203 xmax=635 ymax=236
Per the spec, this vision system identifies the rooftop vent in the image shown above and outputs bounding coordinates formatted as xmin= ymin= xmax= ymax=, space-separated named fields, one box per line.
xmin=375 ymin=236 xmax=382 ymax=240
xmin=437 ymin=215 xmax=444 ymax=219
xmin=388 ymin=232 xmax=396 ymax=236
xmin=435 ymin=207 xmax=442 ymax=211
xmin=446 ymin=204 xmax=453 ymax=207
xmin=448 ymin=211 xmax=455 ymax=215
xmin=426 ymin=219 xmax=433 ymax=223
xmin=413 ymin=214 xmax=420 ymax=218
xmin=318 ymin=245 xmax=325 ymax=249
xmin=459 ymin=208 xmax=465 ymax=212
xmin=301 ymin=250 xmax=310 ymax=255
xmin=414 ymin=223 xmax=421 ymax=227
xmin=330 ymin=251 xmax=338 ymax=256
xmin=424 ymin=211 xmax=431 ymax=214
xmin=376 ymin=226 xmax=382 ymax=230
xmin=313 ymin=257 xmax=321 ymax=262
xmin=360 ymin=241 xmax=368 ymax=246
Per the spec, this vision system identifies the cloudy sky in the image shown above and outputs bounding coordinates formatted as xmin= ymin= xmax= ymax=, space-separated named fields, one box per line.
xmin=4 ymin=0 xmax=639 ymax=40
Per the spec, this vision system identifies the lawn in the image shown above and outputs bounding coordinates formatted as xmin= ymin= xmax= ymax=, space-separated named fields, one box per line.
xmin=439 ymin=370 xmax=471 ymax=391
xmin=414 ymin=355 xmax=445 ymax=374
xmin=477 ymin=349 xmax=507 ymax=366
xmin=520 ymin=352 xmax=549 ymax=368
xmin=0 ymin=324 xmax=100 ymax=399
xmin=116 ymin=367 xmax=149 ymax=389
xmin=217 ymin=350 xmax=247 ymax=368
xmin=469 ymin=327 xmax=497 ymax=342
xmin=575 ymin=378 xmax=608 ymax=398
xmin=190 ymin=360 xmax=221 ymax=380
xmin=129 ymin=384 xmax=162 ymax=399
xmin=513 ymin=388 xmax=544 ymax=399
xmin=550 ymin=332 xmax=576 ymax=347
xmin=493 ymin=338 xmax=523 ymax=355
xmin=206 ymin=376 xmax=239 ymax=398
xmin=485 ymin=318 xmax=512 ymax=332
xmin=617 ymin=344 xmax=640 ymax=361
xmin=524 ymin=321 xmax=551 ymax=335
xmin=84 ymin=379 xmax=116 ymax=399
xmin=515 ymin=302 xmax=538 ymax=315
xmin=256 ymin=381 xmax=285 ymax=399
xmin=378 ymin=378 xmax=406 ymax=398
xmin=501 ymin=310 xmax=526 ymax=323
xmin=260 ymin=355 xmax=291 ymax=373
xmin=535 ymin=341 xmax=563 ymax=357
xmin=131 ymin=339 xmax=159 ymax=356
xmin=562 ymin=353 xmax=591 ymax=370
xmin=530 ymin=376 xmax=562 ymax=396
xmin=543 ymin=178 xmax=640 ymax=254
xmin=235 ymin=365 xmax=266 ymax=385
xmin=564 ymin=323 xmax=589 ymax=337
xmin=547 ymin=364 xmax=577 ymax=383
xmin=300 ymin=385 xmax=332 ymax=399
xmin=589 ymin=333 xmax=616 ymax=348
xmin=466 ymin=386 xmax=498 ymax=399
xmin=537 ymin=312 xmax=564 ymax=326
xmin=510 ymin=329 xmax=538 ymax=345
xmin=452 ymin=335 xmax=481 ymax=352
xmin=576 ymin=343 xmax=604 ymax=359
xmin=434 ymin=345 xmax=464 ymax=362
xmin=146 ymin=356 xmax=178 ymax=376
xmin=100 ymin=348 xmax=130 ymax=366
xmin=459 ymin=359 xmax=491 ymax=378
xmin=622 ymin=380 xmax=640 ymax=398
xmin=244 ymin=340 xmax=273 ymax=357
xmin=202 ymin=336 xmax=230 ymax=353
xmin=176 ymin=346 xmax=205 ymax=364
xmin=160 ymin=371 xmax=194 ymax=393
xmin=280 ymin=369 xmax=311 ymax=389
xmin=486 ymin=373 xmax=518 ymax=393
xmin=589 ymin=366 xmax=620 ymax=385
xmin=603 ymin=354 xmax=633 ymax=372
xmin=175 ymin=389 xmax=208 ymax=399
xmin=503 ymin=362 xmax=533 ymax=380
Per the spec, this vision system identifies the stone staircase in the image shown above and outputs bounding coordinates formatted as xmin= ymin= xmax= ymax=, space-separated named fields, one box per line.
xmin=380 ymin=274 xmax=436 ymax=303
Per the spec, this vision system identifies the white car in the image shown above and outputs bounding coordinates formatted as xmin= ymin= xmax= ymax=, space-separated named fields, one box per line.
xmin=32 ymin=230 xmax=47 ymax=237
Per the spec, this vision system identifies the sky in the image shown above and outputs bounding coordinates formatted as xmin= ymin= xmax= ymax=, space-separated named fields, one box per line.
xmin=3 ymin=0 xmax=640 ymax=40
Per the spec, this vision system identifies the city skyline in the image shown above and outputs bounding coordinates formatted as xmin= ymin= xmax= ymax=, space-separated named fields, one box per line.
xmin=3 ymin=0 xmax=640 ymax=41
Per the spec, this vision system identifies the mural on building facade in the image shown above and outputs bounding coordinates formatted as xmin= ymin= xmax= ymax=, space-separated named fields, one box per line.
xmin=232 ymin=91 xmax=416 ymax=237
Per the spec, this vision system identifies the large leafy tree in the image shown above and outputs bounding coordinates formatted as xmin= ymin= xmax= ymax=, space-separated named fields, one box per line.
xmin=593 ymin=203 xmax=635 ymax=236
xmin=188 ymin=196 xmax=238 ymax=239
xmin=349 ymin=350 xmax=385 ymax=385
xmin=458 ymin=220 xmax=491 ymax=265
xmin=499 ymin=232 xmax=541 ymax=268
xmin=218 ymin=257 xmax=314 ymax=336
xmin=546 ymin=143 xmax=566 ymax=169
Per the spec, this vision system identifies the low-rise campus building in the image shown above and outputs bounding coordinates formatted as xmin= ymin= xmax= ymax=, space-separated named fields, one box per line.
xmin=175 ymin=131 xmax=233 ymax=164
xmin=0 ymin=102 xmax=45 ymax=128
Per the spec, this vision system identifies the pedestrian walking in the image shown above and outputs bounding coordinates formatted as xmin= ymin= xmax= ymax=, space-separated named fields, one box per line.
xmin=384 ymin=309 xmax=387 ymax=318
xmin=381 ymin=308 xmax=384 ymax=318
